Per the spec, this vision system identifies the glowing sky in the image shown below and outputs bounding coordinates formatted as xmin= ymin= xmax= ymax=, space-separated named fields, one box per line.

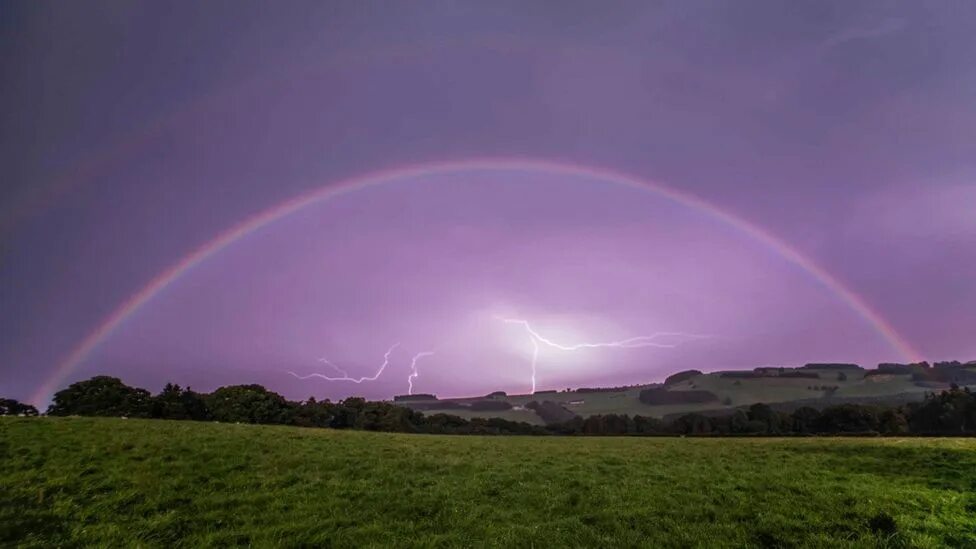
xmin=2 ymin=2 xmax=974 ymax=406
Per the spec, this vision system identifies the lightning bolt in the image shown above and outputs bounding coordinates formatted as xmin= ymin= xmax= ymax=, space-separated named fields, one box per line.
xmin=407 ymin=351 xmax=436 ymax=395
xmin=316 ymin=357 xmax=350 ymax=377
xmin=498 ymin=317 xmax=707 ymax=392
xmin=289 ymin=342 xmax=400 ymax=383
xmin=527 ymin=336 xmax=540 ymax=393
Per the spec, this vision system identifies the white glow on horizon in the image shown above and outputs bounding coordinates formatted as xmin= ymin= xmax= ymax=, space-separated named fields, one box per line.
xmin=497 ymin=316 xmax=708 ymax=392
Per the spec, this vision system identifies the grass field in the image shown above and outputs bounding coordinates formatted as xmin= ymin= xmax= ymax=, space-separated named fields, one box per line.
xmin=2 ymin=418 xmax=975 ymax=547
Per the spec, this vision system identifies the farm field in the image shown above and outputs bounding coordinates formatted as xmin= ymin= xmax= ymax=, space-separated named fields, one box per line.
xmin=399 ymin=365 xmax=969 ymax=423
xmin=3 ymin=418 xmax=976 ymax=547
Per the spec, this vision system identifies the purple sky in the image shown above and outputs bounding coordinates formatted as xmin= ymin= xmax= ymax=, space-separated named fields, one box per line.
xmin=2 ymin=1 xmax=974 ymax=406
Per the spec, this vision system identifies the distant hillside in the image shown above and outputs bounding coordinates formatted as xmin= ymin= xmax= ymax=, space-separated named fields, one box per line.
xmin=395 ymin=361 xmax=976 ymax=425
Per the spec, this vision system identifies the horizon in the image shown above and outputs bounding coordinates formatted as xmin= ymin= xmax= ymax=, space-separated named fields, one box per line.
xmin=3 ymin=2 xmax=975 ymax=409
xmin=25 ymin=354 xmax=976 ymax=411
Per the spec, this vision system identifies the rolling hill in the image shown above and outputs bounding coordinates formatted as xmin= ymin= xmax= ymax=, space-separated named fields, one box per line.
xmin=395 ymin=361 xmax=976 ymax=425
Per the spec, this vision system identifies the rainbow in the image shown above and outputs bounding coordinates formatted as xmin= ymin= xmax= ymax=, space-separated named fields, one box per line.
xmin=30 ymin=158 xmax=923 ymax=405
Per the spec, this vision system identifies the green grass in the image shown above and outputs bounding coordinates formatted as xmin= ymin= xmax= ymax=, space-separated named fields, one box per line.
xmin=3 ymin=418 xmax=976 ymax=547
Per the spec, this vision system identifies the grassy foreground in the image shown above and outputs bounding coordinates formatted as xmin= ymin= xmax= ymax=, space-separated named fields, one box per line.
xmin=2 ymin=418 xmax=975 ymax=547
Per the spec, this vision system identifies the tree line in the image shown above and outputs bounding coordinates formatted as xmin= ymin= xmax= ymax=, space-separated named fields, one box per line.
xmin=2 ymin=375 xmax=976 ymax=436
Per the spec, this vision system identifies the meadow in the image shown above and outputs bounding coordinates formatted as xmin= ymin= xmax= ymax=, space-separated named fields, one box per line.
xmin=2 ymin=417 xmax=975 ymax=548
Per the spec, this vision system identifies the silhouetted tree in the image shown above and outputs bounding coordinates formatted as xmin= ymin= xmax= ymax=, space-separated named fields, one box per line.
xmin=206 ymin=384 xmax=294 ymax=424
xmin=355 ymin=401 xmax=423 ymax=432
xmin=907 ymin=387 xmax=976 ymax=434
xmin=633 ymin=415 xmax=666 ymax=434
xmin=672 ymin=413 xmax=713 ymax=435
xmin=421 ymin=413 xmax=472 ymax=434
xmin=791 ymin=407 xmax=821 ymax=433
xmin=151 ymin=383 xmax=210 ymax=420
xmin=878 ymin=409 xmax=909 ymax=434
xmin=0 ymin=398 xmax=38 ymax=416
xmin=747 ymin=403 xmax=778 ymax=433
xmin=816 ymin=404 xmax=880 ymax=433
xmin=728 ymin=410 xmax=750 ymax=433
xmin=329 ymin=397 xmax=366 ymax=429
xmin=291 ymin=397 xmax=335 ymax=428
xmin=47 ymin=376 xmax=152 ymax=417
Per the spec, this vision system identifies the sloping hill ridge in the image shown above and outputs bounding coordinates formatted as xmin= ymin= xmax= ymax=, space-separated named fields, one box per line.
xmin=395 ymin=361 xmax=976 ymax=425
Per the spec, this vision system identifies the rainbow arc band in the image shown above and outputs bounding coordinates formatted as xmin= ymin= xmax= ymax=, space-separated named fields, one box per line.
xmin=30 ymin=158 xmax=922 ymax=405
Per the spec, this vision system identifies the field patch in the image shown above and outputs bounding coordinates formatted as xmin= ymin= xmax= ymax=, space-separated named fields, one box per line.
xmin=2 ymin=417 xmax=975 ymax=547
